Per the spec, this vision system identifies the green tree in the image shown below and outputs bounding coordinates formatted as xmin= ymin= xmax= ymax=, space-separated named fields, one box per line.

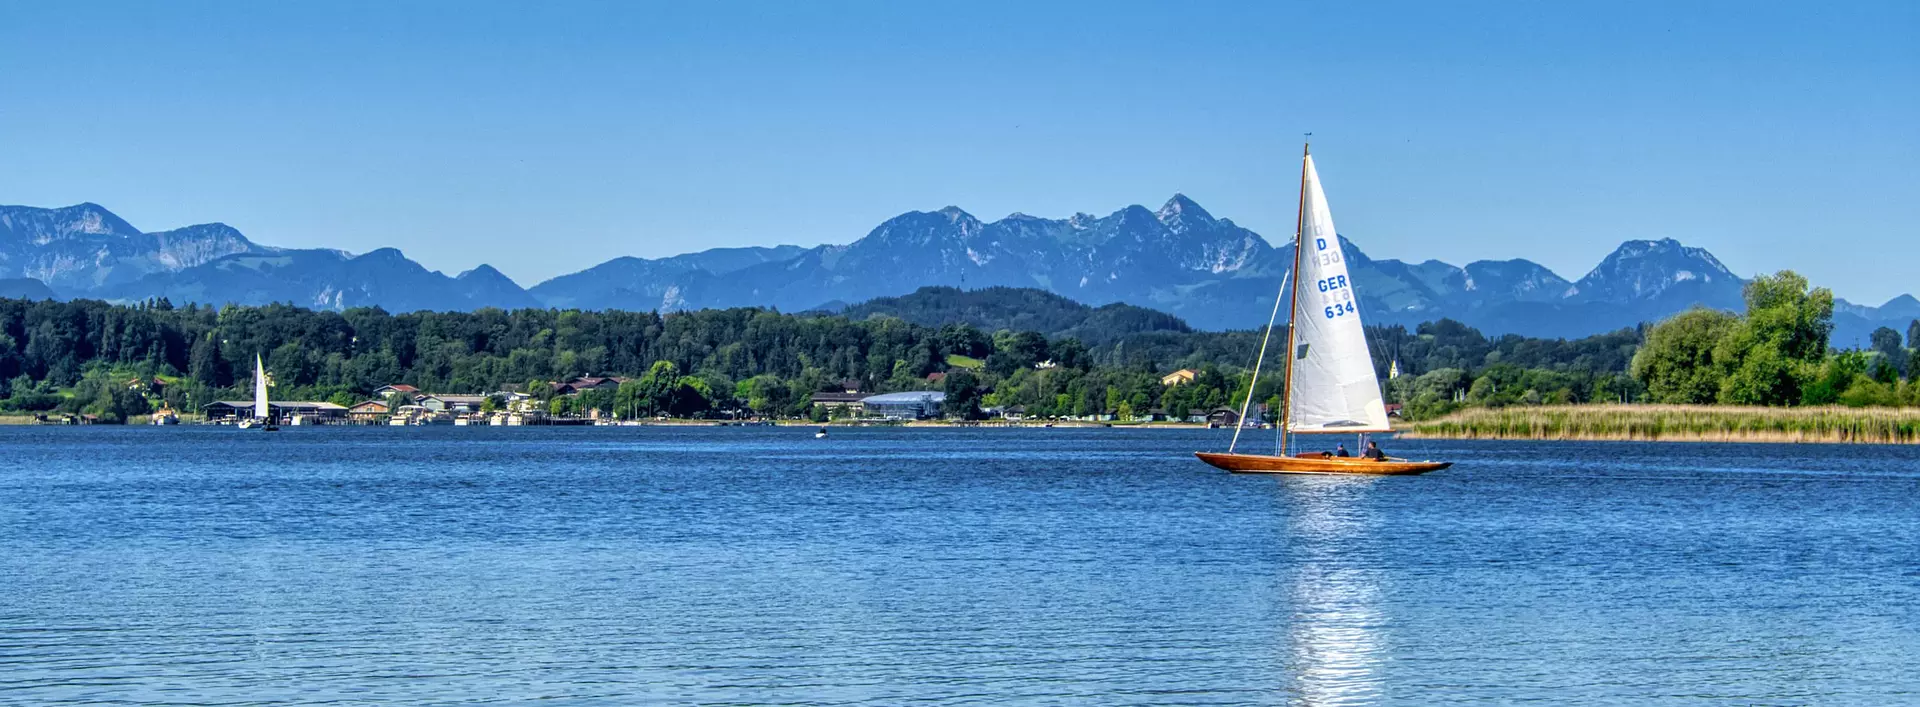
xmin=698 ymin=371 xmax=736 ymax=412
xmin=1631 ymin=308 xmax=1739 ymax=404
xmin=739 ymin=375 xmax=791 ymax=418
xmin=189 ymin=334 xmax=226 ymax=388
xmin=577 ymin=387 xmax=616 ymax=417
xmin=985 ymin=331 xmax=1049 ymax=375
xmin=1591 ymin=373 xmax=1644 ymax=405
xmin=269 ymin=342 xmax=309 ymax=388
xmin=1714 ymin=271 xmax=1832 ymax=405
xmin=1869 ymin=326 xmax=1907 ymax=381
xmin=934 ymin=324 xmax=992 ymax=358
xmin=81 ymin=380 xmax=149 ymax=423
xmin=636 ymin=361 xmax=680 ymax=417
xmin=942 ymin=368 xmax=983 ymax=420
xmin=615 ymin=379 xmax=642 ymax=419
xmin=1802 ymin=351 xmax=1868 ymax=405
xmin=670 ymin=375 xmax=713 ymax=417
xmin=1838 ymin=375 xmax=1899 ymax=407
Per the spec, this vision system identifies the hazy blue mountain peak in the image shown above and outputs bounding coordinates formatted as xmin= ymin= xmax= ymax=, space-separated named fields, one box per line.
xmin=1874 ymin=294 xmax=1920 ymax=320
xmin=456 ymin=264 xmax=515 ymax=283
xmin=862 ymin=208 xmax=983 ymax=249
xmin=1156 ymin=193 xmax=1216 ymax=232
xmin=1570 ymin=237 xmax=1737 ymax=302
xmin=0 ymin=202 xmax=143 ymax=243
xmin=357 ymin=247 xmax=416 ymax=264
xmin=1116 ymin=204 xmax=1160 ymax=223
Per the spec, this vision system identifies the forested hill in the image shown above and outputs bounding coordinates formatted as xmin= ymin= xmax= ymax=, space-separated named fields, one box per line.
xmin=1 ymin=294 xmax=1653 ymax=422
xmin=835 ymin=286 xmax=1192 ymax=345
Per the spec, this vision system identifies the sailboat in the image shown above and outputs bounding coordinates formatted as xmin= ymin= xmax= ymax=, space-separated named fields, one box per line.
xmin=237 ymin=353 xmax=277 ymax=431
xmin=1195 ymin=143 xmax=1450 ymax=476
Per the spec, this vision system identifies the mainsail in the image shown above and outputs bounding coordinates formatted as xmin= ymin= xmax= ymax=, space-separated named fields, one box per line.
xmin=252 ymin=353 xmax=269 ymax=420
xmin=1286 ymin=156 xmax=1390 ymax=433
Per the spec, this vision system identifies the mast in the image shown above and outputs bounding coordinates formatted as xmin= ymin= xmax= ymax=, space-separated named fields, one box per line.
xmin=1277 ymin=140 xmax=1310 ymax=455
xmin=1226 ymin=139 xmax=1311 ymax=454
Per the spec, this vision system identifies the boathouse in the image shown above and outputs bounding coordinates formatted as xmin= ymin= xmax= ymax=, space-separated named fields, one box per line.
xmin=202 ymin=401 xmax=350 ymax=422
xmin=860 ymin=391 xmax=946 ymax=420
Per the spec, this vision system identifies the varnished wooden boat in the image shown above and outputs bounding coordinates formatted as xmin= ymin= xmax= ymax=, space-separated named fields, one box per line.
xmin=1195 ymin=451 xmax=1450 ymax=476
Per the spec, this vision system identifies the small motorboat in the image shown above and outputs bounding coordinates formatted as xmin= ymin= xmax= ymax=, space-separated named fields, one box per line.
xmin=815 ymin=427 xmax=829 ymax=439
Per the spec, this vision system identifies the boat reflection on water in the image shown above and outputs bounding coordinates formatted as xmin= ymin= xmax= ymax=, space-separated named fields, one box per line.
xmin=1276 ymin=477 xmax=1389 ymax=706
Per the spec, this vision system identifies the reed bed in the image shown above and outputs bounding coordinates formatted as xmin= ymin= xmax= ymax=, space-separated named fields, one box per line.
xmin=1404 ymin=404 xmax=1920 ymax=444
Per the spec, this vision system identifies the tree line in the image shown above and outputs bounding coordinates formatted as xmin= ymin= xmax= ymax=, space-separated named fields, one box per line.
xmin=1631 ymin=271 xmax=1920 ymax=407
xmin=1 ymin=270 xmax=1910 ymax=423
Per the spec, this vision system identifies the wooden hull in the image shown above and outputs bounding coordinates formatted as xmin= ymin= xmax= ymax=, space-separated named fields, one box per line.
xmin=1195 ymin=451 xmax=1450 ymax=476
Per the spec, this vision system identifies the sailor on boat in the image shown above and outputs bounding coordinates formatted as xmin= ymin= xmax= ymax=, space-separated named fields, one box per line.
xmin=1365 ymin=440 xmax=1387 ymax=461
xmin=1334 ymin=443 xmax=1350 ymax=457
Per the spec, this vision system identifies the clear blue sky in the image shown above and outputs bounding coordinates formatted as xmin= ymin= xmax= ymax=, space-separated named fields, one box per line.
xmin=3 ymin=2 xmax=1915 ymax=302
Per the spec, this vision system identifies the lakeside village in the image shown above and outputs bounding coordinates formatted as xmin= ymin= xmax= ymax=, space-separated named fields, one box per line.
xmin=110 ymin=369 xmax=1298 ymax=428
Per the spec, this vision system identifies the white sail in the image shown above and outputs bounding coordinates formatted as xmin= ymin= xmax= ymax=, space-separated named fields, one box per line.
xmin=1287 ymin=156 xmax=1390 ymax=433
xmin=253 ymin=354 xmax=269 ymax=419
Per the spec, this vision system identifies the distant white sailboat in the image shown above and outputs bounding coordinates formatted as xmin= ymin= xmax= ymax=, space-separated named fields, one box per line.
xmin=237 ymin=353 xmax=276 ymax=431
xmin=1195 ymin=142 xmax=1449 ymax=475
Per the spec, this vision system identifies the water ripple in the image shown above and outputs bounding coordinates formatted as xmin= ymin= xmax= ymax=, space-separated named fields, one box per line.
xmin=2 ymin=428 xmax=1917 ymax=703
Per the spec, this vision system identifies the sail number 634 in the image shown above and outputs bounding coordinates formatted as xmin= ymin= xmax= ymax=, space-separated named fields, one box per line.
xmin=1315 ymin=272 xmax=1356 ymax=319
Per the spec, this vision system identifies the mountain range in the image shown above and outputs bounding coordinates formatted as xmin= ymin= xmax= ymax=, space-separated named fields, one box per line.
xmin=1 ymin=199 xmax=1911 ymax=344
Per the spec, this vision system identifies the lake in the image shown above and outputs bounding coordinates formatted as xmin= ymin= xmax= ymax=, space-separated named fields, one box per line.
xmin=2 ymin=426 xmax=1917 ymax=704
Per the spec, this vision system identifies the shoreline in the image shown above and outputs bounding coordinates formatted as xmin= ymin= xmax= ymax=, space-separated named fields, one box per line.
xmin=14 ymin=407 xmax=1917 ymax=444
xmin=0 ymin=414 xmax=1222 ymax=430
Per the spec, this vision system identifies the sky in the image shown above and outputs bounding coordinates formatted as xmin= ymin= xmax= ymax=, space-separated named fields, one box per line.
xmin=2 ymin=1 xmax=1915 ymax=302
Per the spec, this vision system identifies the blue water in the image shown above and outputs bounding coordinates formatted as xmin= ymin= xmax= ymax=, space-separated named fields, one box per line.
xmin=2 ymin=427 xmax=1917 ymax=705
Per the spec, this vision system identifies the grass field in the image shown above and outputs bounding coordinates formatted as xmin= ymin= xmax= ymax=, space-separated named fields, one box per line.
xmin=943 ymin=354 xmax=985 ymax=370
xmin=1404 ymin=404 xmax=1920 ymax=444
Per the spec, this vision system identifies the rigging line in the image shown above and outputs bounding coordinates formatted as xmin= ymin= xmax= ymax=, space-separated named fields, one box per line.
xmin=1350 ymin=282 xmax=1424 ymax=459
xmin=1229 ymin=269 xmax=1290 ymax=454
